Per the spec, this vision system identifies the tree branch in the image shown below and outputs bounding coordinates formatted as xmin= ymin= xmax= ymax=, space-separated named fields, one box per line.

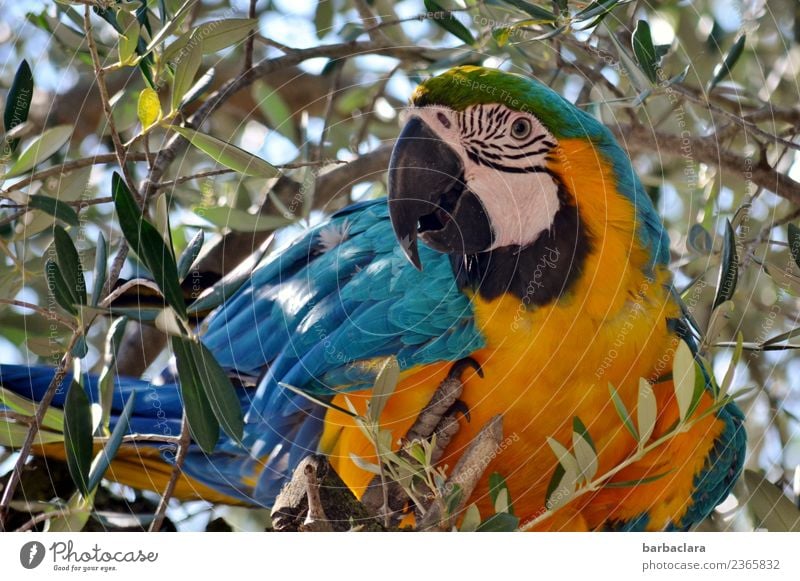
xmin=614 ymin=124 xmax=800 ymax=206
xmin=149 ymin=414 xmax=190 ymax=532
xmin=142 ymin=40 xmax=439 ymax=199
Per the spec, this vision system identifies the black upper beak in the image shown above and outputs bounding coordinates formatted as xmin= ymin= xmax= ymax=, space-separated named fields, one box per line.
xmin=388 ymin=116 xmax=492 ymax=270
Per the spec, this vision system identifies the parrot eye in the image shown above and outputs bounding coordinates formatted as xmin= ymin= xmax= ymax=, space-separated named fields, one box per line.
xmin=510 ymin=117 xmax=532 ymax=140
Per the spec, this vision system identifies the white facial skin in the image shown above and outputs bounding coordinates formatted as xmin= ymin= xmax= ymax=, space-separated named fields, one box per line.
xmin=407 ymin=104 xmax=561 ymax=250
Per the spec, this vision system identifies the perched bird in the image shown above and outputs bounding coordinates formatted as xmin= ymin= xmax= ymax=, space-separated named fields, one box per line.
xmin=0 ymin=66 xmax=744 ymax=531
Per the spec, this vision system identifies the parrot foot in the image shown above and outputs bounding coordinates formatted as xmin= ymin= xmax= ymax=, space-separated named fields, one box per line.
xmin=361 ymin=357 xmax=482 ymax=524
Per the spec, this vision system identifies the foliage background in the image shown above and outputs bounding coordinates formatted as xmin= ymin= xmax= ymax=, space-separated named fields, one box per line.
xmin=0 ymin=0 xmax=799 ymax=531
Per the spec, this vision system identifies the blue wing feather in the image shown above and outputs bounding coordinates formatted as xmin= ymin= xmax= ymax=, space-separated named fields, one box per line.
xmin=196 ymin=198 xmax=485 ymax=504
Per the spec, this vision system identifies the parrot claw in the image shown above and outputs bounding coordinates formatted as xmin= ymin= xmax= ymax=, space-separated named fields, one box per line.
xmin=445 ymin=398 xmax=471 ymax=423
xmin=447 ymin=356 xmax=483 ymax=380
xmin=361 ymin=357 xmax=481 ymax=523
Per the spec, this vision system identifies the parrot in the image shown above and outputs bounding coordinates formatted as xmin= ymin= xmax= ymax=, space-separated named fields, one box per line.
xmin=0 ymin=66 xmax=745 ymax=531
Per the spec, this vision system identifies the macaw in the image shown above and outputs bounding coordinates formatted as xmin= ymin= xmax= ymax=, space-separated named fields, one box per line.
xmin=0 ymin=66 xmax=745 ymax=531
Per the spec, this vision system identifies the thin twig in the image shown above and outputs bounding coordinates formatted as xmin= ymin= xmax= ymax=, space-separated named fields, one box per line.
xmin=417 ymin=415 xmax=503 ymax=531
xmin=315 ymin=64 xmax=346 ymax=166
xmin=300 ymin=463 xmax=333 ymax=532
xmin=148 ymin=414 xmax=190 ymax=532
xmin=244 ymin=0 xmax=258 ymax=71
xmin=0 ymin=152 xmax=153 ymax=196
xmin=352 ymin=64 xmax=401 ymax=150
xmin=353 ymin=0 xmax=391 ymax=45
xmin=83 ymin=5 xmax=141 ymax=202
xmin=254 ymin=35 xmax=297 ymax=54
xmin=15 ymin=507 xmax=76 ymax=532
xmin=141 ymin=40 xmax=440 ymax=199
xmin=0 ymin=299 xmax=76 ymax=330
xmin=0 ymin=332 xmax=81 ymax=530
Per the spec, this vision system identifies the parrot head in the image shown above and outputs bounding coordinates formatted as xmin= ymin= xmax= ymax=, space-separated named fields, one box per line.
xmin=388 ymin=65 xmax=661 ymax=276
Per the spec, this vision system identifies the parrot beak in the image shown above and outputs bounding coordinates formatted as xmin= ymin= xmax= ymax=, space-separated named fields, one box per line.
xmin=388 ymin=116 xmax=493 ymax=270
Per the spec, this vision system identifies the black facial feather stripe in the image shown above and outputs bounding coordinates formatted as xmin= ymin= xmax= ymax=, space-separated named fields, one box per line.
xmin=465 ymin=149 xmax=550 ymax=174
xmin=498 ymin=147 xmax=553 ymax=160
xmin=457 ymin=105 xmax=555 ymax=169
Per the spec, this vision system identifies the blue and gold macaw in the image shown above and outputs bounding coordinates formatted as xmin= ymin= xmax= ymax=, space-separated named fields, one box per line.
xmin=0 ymin=66 xmax=745 ymax=531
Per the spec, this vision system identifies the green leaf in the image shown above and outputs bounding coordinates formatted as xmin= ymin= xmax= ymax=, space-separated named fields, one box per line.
xmin=492 ymin=27 xmax=511 ymax=47
xmin=3 ymin=125 xmax=72 ymax=178
xmin=488 ymin=472 xmax=514 ymax=515
xmin=605 ymin=24 xmax=652 ymax=93
xmin=608 ymin=382 xmax=639 ymax=441
xmin=171 ymin=335 xmax=219 ymax=453
xmin=154 ymin=192 xmax=171 ymax=247
xmin=572 ymin=417 xmax=596 ymax=452
xmin=0 ymin=420 xmax=63 ymax=447
xmin=788 ymin=223 xmax=800 ymax=270
xmin=164 ymin=18 xmax=258 ymax=62
xmin=145 ymin=0 xmax=196 ymax=55
xmin=476 ymin=511 xmax=519 ymax=532
xmin=45 ymin=490 xmax=94 ymax=532
xmin=187 ymin=234 xmax=273 ymax=314
xmin=137 ymin=88 xmax=161 ymax=129
xmin=178 ymin=67 xmax=215 ymax=110
xmin=672 ymin=340 xmax=697 ymax=422
xmin=171 ymin=39 xmax=202 ymax=111
xmin=72 ymin=334 xmax=88 ymax=359
xmin=546 ymin=436 xmax=580 ymax=476
xmin=112 ymin=172 xmax=187 ymax=319
xmin=3 ymin=60 xmax=34 ymax=153
xmin=196 ymin=18 xmax=258 ymax=53
xmin=349 ymin=452 xmax=381 ymax=475
xmin=0 ymin=387 xmax=63 ymax=431
xmin=632 ymin=20 xmax=659 ymax=83
xmin=64 ymin=381 xmax=93 ymax=497
xmin=763 ymin=326 xmax=800 ymax=348
xmin=720 ymin=331 xmax=742 ymax=399
xmin=572 ymin=426 xmax=598 ymax=483
xmin=460 ymin=504 xmax=481 ymax=532
xmin=503 ymin=0 xmax=556 ymax=21
xmin=544 ymin=460 xmax=578 ymax=511
xmin=764 ymin=261 xmax=800 ymax=296
xmin=636 ymin=378 xmax=657 ymax=446
xmin=604 ymin=470 xmax=675 ymax=488
xmin=194 ymin=206 xmax=292 ymax=232
xmin=367 ymin=357 xmax=399 ymax=425
xmin=445 ymin=483 xmax=464 ymax=517
xmin=116 ymin=8 xmax=140 ymax=65
xmin=713 ymin=219 xmax=738 ymax=308
xmin=705 ymin=299 xmax=734 ymax=348
xmin=53 ymin=225 xmax=86 ymax=307
xmin=423 ymin=0 xmax=476 ymax=46
xmin=44 ymin=258 xmax=78 ymax=316
xmin=91 ymin=232 xmax=107 ymax=307
xmin=192 ymin=341 xmax=244 ymax=441
xmin=177 ymin=229 xmax=204 ymax=281
xmin=708 ymin=35 xmax=746 ymax=91
xmin=253 ymin=81 xmax=297 ymax=143
xmin=314 ymin=1 xmax=333 ymax=38
xmin=575 ymin=0 xmax=622 ymax=22
xmin=687 ymin=223 xmax=713 ymax=255
xmin=174 ymin=127 xmax=281 ymax=178
xmin=744 ymin=470 xmax=800 ymax=531
xmin=27 ymin=194 xmax=79 ymax=227
xmin=86 ymin=391 xmax=136 ymax=492
xmin=98 ymin=316 xmax=127 ymax=431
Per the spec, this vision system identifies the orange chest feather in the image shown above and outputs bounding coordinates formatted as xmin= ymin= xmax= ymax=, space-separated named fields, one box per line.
xmin=320 ymin=141 xmax=719 ymax=529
